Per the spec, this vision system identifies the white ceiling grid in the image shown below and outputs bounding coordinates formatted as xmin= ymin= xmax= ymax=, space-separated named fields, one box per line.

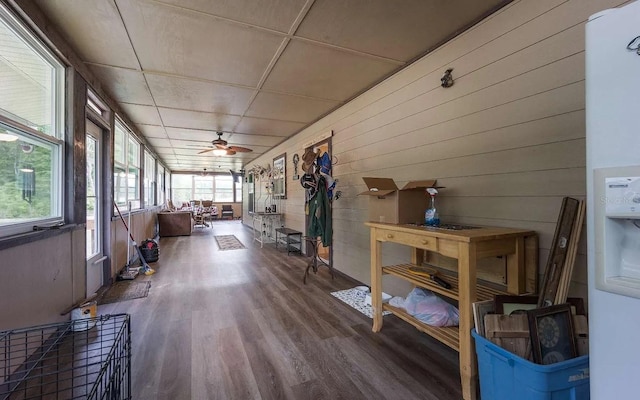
xmin=34 ymin=0 xmax=508 ymax=172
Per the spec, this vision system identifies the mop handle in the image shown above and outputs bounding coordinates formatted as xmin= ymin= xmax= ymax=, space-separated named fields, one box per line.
xmin=113 ymin=201 xmax=136 ymax=243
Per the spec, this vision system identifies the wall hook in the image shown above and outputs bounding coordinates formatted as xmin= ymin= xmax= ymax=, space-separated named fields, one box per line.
xmin=441 ymin=68 xmax=454 ymax=88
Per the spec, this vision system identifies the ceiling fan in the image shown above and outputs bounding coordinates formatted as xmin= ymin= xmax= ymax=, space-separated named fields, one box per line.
xmin=197 ymin=132 xmax=253 ymax=156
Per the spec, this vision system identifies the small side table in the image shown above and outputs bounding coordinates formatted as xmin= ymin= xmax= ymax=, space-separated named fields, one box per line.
xmin=275 ymin=228 xmax=302 ymax=255
xmin=302 ymin=236 xmax=334 ymax=284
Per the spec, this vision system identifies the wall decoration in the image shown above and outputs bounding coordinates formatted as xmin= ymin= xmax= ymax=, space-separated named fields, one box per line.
xmin=272 ymin=153 xmax=286 ymax=199
xmin=528 ymin=304 xmax=577 ymax=365
xmin=292 ymin=153 xmax=300 ymax=180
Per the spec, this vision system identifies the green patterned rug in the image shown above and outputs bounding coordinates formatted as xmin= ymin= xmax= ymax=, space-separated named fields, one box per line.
xmin=214 ymin=235 xmax=246 ymax=251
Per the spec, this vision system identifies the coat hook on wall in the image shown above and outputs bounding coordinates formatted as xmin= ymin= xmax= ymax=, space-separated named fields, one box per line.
xmin=441 ymin=68 xmax=454 ymax=88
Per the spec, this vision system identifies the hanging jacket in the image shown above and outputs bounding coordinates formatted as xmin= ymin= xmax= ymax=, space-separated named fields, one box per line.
xmin=307 ymin=175 xmax=332 ymax=246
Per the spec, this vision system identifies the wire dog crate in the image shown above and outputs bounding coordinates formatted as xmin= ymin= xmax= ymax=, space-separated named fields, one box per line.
xmin=0 ymin=314 xmax=131 ymax=400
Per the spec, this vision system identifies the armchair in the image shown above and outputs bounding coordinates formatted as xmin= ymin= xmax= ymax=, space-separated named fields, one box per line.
xmin=221 ymin=204 xmax=234 ymax=220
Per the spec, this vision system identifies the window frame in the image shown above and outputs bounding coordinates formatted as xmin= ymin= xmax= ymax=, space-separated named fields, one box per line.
xmin=157 ymin=164 xmax=166 ymax=207
xmin=113 ymin=119 xmax=141 ymax=212
xmin=143 ymin=150 xmax=156 ymax=208
xmin=170 ymin=173 xmax=241 ymax=204
xmin=0 ymin=4 xmax=65 ymax=238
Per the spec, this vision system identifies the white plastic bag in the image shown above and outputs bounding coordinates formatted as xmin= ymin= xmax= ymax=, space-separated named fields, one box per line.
xmin=403 ymin=288 xmax=459 ymax=327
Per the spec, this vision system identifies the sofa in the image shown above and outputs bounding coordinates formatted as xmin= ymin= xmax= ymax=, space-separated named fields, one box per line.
xmin=158 ymin=211 xmax=193 ymax=237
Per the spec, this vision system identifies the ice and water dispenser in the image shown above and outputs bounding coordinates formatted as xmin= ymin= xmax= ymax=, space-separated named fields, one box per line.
xmin=593 ymin=166 xmax=640 ymax=298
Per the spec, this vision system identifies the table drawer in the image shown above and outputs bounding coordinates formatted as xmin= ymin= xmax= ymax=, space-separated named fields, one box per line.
xmin=376 ymin=229 xmax=437 ymax=251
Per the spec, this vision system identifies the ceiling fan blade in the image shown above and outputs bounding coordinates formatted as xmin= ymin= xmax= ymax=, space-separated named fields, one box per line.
xmin=198 ymin=148 xmax=214 ymax=154
xmin=226 ymin=149 xmax=237 ymax=155
xmin=227 ymin=146 xmax=253 ymax=153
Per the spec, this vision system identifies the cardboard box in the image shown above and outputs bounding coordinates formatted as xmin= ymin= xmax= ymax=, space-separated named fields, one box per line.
xmin=359 ymin=177 xmax=438 ymax=224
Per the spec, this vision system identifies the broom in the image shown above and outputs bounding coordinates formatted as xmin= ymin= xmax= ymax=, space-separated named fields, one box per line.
xmin=114 ymin=201 xmax=155 ymax=276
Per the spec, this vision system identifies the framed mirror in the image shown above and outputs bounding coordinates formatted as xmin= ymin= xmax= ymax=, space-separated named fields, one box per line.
xmin=272 ymin=153 xmax=286 ymax=199
xmin=247 ymin=173 xmax=255 ymax=213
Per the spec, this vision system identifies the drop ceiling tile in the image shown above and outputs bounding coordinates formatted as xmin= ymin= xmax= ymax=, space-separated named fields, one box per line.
xmin=170 ymin=138 xmax=211 ymax=149
xmin=166 ymin=128 xmax=218 ymax=142
xmin=245 ymin=92 xmax=338 ymax=123
xmin=159 ymin=108 xmax=242 ymax=131
xmin=235 ymin=117 xmax=305 ymax=137
xmin=295 ymin=0 xmax=507 ymax=61
xmin=225 ymin=133 xmax=282 ymax=147
xmin=173 ymin=148 xmax=208 ymax=156
xmin=146 ymin=137 xmax=172 ymax=148
xmin=116 ymin=0 xmax=285 ymax=86
xmin=154 ymin=147 xmax=176 ymax=155
xmin=35 ymin=0 xmax=139 ymax=68
xmin=136 ymin=124 xmax=168 ymax=138
xmin=146 ymin=74 xmax=255 ymax=115
xmin=119 ymin=103 xmax=162 ymax=125
xmin=263 ymin=40 xmax=398 ymax=101
xmin=88 ymin=65 xmax=154 ymax=105
xmin=156 ymin=0 xmax=307 ymax=32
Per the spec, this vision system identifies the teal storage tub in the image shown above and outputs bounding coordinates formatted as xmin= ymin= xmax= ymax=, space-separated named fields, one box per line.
xmin=472 ymin=329 xmax=589 ymax=400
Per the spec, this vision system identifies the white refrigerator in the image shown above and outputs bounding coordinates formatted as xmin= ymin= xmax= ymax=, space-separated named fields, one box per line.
xmin=586 ymin=1 xmax=640 ymax=398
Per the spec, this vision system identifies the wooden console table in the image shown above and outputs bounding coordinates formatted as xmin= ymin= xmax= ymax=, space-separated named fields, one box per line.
xmin=366 ymin=222 xmax=537 ymax=400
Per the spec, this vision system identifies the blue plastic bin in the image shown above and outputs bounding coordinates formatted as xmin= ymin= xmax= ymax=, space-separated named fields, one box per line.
xmin=472 ymin=329 xmax=589 ymax=400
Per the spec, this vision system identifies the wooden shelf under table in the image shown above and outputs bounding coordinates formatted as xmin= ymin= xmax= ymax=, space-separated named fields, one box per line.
xmin=383 ymin=303 xmax=460 ymax=350
xmin=382 ymin=263 xmax=511 ymax=352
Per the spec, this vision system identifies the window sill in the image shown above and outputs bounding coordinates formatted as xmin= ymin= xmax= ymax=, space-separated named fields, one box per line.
xmin=0 ymin=223 xmax=79 ymax=252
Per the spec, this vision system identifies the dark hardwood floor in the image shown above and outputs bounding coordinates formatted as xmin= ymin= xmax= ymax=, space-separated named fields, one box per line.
xmin=100 ymin=221 xmax=462 ymax=399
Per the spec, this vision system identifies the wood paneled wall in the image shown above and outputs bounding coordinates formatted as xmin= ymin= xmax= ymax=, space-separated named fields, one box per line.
xmin=0 ymin=228 xmax=84 ymax=331
xmin=245 ymin=0 xmax=627 ymax=300
xmin=110 ymin=209 xmax=159 ymax=278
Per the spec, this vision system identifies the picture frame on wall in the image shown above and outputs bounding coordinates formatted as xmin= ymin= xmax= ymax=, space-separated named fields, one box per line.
xmin=527 ymin=303 xmax=577 ymax=365
xmin=272 ymin=153 xmax=286 ymax=199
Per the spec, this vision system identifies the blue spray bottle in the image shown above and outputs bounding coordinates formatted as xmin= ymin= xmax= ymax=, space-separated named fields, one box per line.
xmin=425 ymin=187 xmax=440 ymax=226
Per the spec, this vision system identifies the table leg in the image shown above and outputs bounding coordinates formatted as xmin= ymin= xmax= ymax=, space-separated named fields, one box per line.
xmin=370 ymin=228 xmax=383 ymax=332
xmin=506 ymin=237 xmax=525 ymax=294
xmin=412 ymin=248 xmax=425 ymax=265
xmin=458 ymin=242 xmax=478 ymax=400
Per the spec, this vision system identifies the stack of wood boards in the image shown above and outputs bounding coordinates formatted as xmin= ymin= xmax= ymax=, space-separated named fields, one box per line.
xmin=484 ymin=314 xmax=530 ymax=358
xmin=474 ymin=297 xmax=589 ymax=361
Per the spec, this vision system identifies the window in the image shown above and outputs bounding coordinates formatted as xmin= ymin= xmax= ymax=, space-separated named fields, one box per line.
xmin=157 ymin=165 xmax=165 ymax=207
xmin=214 ymin=175 xmax=233 ymax=202
xmin=170 ymin=174 xmax=240 ymax=204
xmin=0 ymin=5 xmax=65 ymax=237
xmin=144 ymin=150 xmax=156 ymax=207
xmin=194 ymin=176 xmax=213 ymax=200
xmin=235 ymin=177 xmax=243 ymax=202
xmin=171 ymin=174 xmax=192 ymax=205
xmin=114 ymin=120 xmax=140 ymax=210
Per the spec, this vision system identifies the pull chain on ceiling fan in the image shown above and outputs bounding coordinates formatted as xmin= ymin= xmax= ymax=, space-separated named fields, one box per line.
xmin=197 ymin=132 xmax=253 ymax=156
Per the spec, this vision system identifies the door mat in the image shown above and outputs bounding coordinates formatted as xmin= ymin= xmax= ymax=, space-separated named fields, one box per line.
xmin=330 ymin=288 xmax=392 ymax=319
xmin=214 ymin=235 xmax=246 ymax=251
xmin=98 ymin=281 xmax=151 ymax=305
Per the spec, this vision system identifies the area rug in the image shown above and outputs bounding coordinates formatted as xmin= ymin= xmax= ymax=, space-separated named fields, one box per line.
xmin=330 ymin=288 xmax=392 ymax=319
xmin=98 ymin=281 xmax=151 ymax=305
xmin=214 ymin=234 xmax=246 ymax=251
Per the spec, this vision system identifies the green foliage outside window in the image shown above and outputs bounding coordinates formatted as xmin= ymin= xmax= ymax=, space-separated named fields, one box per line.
xmin=0 ymin=141 xmax=53 ymax=220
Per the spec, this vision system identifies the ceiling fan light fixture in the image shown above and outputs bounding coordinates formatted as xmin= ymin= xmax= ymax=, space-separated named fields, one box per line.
xmin=212 ymin=149 xmax=228 ymax=156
